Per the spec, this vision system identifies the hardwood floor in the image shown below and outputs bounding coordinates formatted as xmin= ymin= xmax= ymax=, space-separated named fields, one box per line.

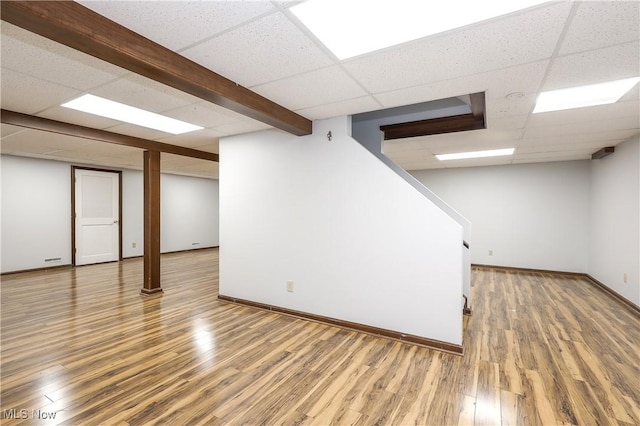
xmin=1 ymin=249 xmax=638 ymax=425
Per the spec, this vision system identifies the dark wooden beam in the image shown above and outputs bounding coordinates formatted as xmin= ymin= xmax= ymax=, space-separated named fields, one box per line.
xmin=591 ymin=146 xmax=615 ymax=159
xmin=380 ymin=92 xmax=487 ymax=140
xmin=1 ymin=109 xmax=218 ymax=162
xmin=141 ymin=150 xmax=162 ymax=296
xmin=1 ymin=0 xmax=312 ymax=136
xmin=469 ymin=92 xmax=486 ymax=121
xmin=381 ymin=113 xmax=485 ymax=140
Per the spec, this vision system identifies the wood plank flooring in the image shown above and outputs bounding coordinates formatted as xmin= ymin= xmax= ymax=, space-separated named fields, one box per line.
xmin=1 ymin=249 xmax=638 ymax=425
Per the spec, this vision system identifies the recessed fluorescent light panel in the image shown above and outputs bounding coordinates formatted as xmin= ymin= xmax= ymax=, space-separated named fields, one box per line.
xmin=436 ymin=148 xmax=515 ymax=161
xmin=533 ymin=77 xmax=640 ymax=113
xmin=290 ymin=0 xmax=547 ymax=60
xmin=61 ymin=94 xmax=203 ymax=135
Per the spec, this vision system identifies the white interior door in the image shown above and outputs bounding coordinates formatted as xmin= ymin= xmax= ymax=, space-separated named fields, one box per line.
xmin=75 ymin=169 xmax=120 ymax=265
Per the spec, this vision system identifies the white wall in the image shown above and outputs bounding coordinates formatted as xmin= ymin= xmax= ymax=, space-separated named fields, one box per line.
xmin=352 ymin=111 xmax=472 ymax=305
xmin=1 ymin=155 xmax=219 ymax=273
xmin=122 ymin=170 xmax=144 ymax=258
xmin=220 ymin=117 xmax=464 ymax=345
xmin=161 ymin=173 xmax=219 ymax=253
xmin=1 ymin=155 xmax=72 ymax=272
xmin=411 ymin=161 xmax=591 ymax=273
xmin=411 ymin=147 xmax=640 ymax=308
xmin=589 ymin=136 xmax=639 ymax=306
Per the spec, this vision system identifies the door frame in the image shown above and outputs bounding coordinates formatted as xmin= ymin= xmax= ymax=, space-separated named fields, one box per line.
xmin=71 ymin=166 xmax=123 ymax=266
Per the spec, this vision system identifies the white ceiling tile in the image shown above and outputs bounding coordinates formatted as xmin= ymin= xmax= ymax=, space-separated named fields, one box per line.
xmin=374 ymin=84 xmax=458 ymax=111
xmin=0 ymin=138 xmax=44 ymax=155
xmin=397 ymin=160 xmax=446 ymax=171
xmin=181 ymin=12 xmax=333 ymax=87
xmin=523 ymin=116 xmax=639 ymax=139
xmin=441 ymin=156 xmax=514 ymax=169
xmin=43 ymin=150 xmax=99 ymax=161
xmin=45 ymin=154 xmax=104 ymax=166
xmin=516 ymin=141 xmax=609 ymax=155
xmin=375 ymin=61 xmax=549 ymax=109
xmin=0 ymin=124 xmax=27 ymax=139
xmin=92 ymin=73 xmax=199 ymax=113
xmin=162 ymin=162 xmax=219 ymax=179
xmin=391 ymin=129 xmax=523 ymax=154
xmin=559 ymin=1 xmax=639 ymax=55
xmin=104 ymin=124 xmax=171 ymax=141
xmin=544 ymin=42 xmax=640 ymax=90
xmin=527 ymin=100 xmax=640 ymax=128
xmin=213 ymin=120 xmax=272 ymax=136
xmin=163 ymin=101 xmax=246 ymax=128
xmin=190 ymin=142 xmax=220 ymax=154
xmin=157 ymin=130 xmax=221 ymax=150
xmin=69 ymin=140 xmax=140 ymax=157
xmin=0 ymin=128 xmax=92 ymax=152
xmin=79 ymin=1 xmax=276 ymax=51
xmin=20 ymin=133 xmax=138 ymax=170
xmin=1 ymin=69 xmax=81 ymax=114
xmin=161 ymin=154 xmax=198 ymax=166
xmin=162 ymin=151 xmax=211 ymax=167
xmin=487 ymin=95 xmax=537 ymax=119
xmin=342 ymin=2 xmax=571 ymax=93
xmin=251 ymin=66 xmax=367 ymax=110
xmin=384 ymin=139 xmax=519 ymax=172
xmin=2 ymin=133 xmax=143 ymax=171
xmin=161 ymin=154 xmax=218 ymax=178
xmin=92 ymin=155 xmax=143 ymax=170
xmin=488 ymin=114 xmax=529 ymax=130
xmin=295 ymin=96 xmax=381 ymax=120
xmin=1 ymin=23 xmax=127 ymax=90
xmin=620 ymin=83 xmax=640 ymax=101
xmin=520 ymin=129 xmax=638 ymax=147
xmin=480 ymin=60 xmax=550 ymax=98
xmin=2 ymin=152 xmax=62 ymax=164
xmin=513 ymin=151 xmax=592 ymax=162
xmin=1 ymin=1 xmax=636 ymax=174
xmin=511 ymin=156 xmax=589 ymax=164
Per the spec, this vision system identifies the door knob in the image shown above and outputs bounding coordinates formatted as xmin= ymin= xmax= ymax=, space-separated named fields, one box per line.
xmin=114 ymin=220 xmax=119 ymax=224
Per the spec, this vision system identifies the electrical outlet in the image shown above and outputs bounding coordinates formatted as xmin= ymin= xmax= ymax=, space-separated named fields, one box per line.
xmin=132 ymin=242 xmax=136 ymax=248
xmin=488 ymin=250 xmax=493 ymax=256
xmin=287 ymin=280 xmax=294 ymax=292
xmin=624 ymin=273 xmax=628 ymax=283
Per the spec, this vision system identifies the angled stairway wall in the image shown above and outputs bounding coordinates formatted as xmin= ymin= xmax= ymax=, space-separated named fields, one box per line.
xmin=352 ymin=108 xmax=472 ymax=307
xmin=219 ymin=116 xmax=465 ymax=347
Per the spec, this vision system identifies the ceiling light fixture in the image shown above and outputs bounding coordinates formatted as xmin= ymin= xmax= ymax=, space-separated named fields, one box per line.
xmin=533 ymin=77 xmax=640 ymax=113
xmin=436 ymin=148 xmax=515 ymax=161
xmin=290 ymin=0 xmax=547 ymax=60
xmin=61 ymin=94 xmax=203 ymax=135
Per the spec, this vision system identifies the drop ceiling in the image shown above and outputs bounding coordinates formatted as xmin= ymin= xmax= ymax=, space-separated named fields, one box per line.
xmin=1 ymin=0 xmax=638 ymax=179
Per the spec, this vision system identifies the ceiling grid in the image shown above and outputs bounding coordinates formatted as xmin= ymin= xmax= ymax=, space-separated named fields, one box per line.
xmin=0 ymin=0 xmax=638 ymax=178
